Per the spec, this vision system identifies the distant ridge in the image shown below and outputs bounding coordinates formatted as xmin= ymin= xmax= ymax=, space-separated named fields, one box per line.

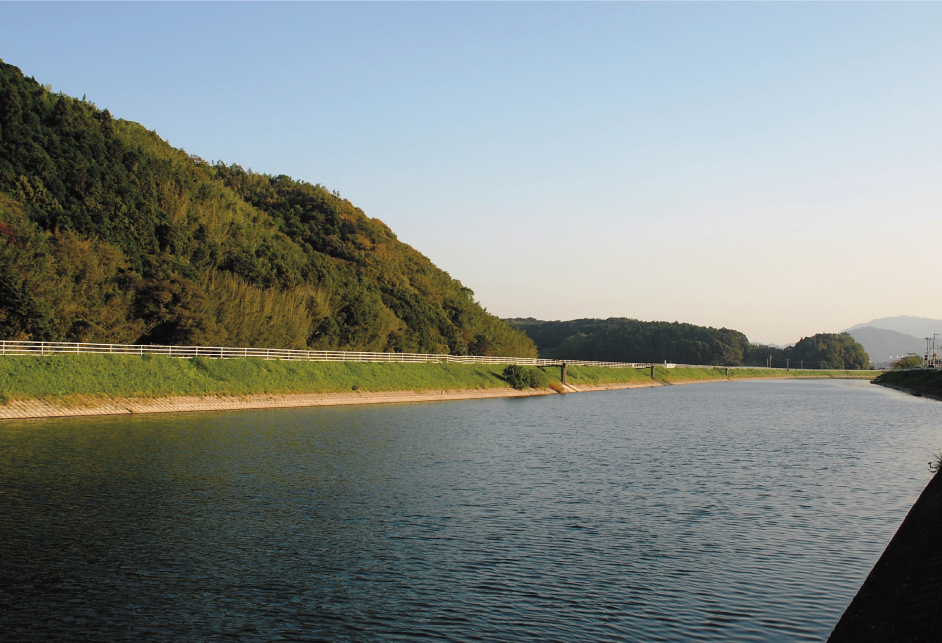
xmin=845 ymin=316 xmax=942 ymax=339
xmin=845 ymin=327 xmax=925 ymax=368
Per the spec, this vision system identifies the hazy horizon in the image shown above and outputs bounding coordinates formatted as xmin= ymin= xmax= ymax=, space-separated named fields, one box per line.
xmin=2 ymin=3 xmax=940 ymax=345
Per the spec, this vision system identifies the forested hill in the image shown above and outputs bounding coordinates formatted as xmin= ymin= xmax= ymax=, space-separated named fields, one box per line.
xmin=0 ymin=60 xmax=536 ymax=356
xmin=509 ymin=318 xmax=871 ymax=369
xmin=510 ymin=318 xmax=753 ymax=365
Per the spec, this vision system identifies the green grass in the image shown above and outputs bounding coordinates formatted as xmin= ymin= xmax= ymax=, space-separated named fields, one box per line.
xmin=0 ymin=355 xmax=514 ymax=404
xmin=0 ymin=355 xmax=880 ymax=406
xmin=565 ymin=365 xmax=879 ymax=386
xmin=873 ymin=369 xmax=942 ymax=399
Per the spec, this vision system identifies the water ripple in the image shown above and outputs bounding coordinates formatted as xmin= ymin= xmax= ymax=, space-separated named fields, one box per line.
xmin=1 ymin=380 xmax=940 ymax=641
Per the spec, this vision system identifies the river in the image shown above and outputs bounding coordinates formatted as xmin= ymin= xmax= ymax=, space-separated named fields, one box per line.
xmin=1 ymin=379 xmax=939 ymax=641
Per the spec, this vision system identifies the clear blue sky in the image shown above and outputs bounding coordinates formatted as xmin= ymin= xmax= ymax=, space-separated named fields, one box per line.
xmin=2 ymin=2 xmax=941 ymax=344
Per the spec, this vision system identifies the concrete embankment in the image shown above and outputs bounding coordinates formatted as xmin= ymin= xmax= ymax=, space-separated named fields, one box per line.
xmin=0 ymin=373 xmax=877 ymax=421
xmin=829 ymin=471 xmax=942 ymax=641
xmin=0 ymin=382 xmax=668 ymax=420
xmin=828 ymin=370 xmax=942 ymax=641
xmin=0 ymin=388 xmax=553 ymax=420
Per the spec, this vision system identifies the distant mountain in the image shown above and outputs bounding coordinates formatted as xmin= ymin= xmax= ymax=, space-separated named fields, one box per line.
xmin=846 ymin=316 xmax=942 ymax=339
xmin=845 ymin=327 xmax=925 ymax=367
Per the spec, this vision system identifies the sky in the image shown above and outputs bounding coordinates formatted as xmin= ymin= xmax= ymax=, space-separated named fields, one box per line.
xmin=2 ymin=2 xmax=941 ymax=345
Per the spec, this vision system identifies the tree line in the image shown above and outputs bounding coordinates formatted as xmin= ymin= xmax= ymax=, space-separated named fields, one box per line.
xmin=508 ymin=318 xmax=871 ymax=370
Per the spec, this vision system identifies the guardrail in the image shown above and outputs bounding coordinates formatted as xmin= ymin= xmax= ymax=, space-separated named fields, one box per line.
xmin=0 ymin=340 xmax=654 ymax=368
xmin=0 ymin=339 xmax=856 ymax=371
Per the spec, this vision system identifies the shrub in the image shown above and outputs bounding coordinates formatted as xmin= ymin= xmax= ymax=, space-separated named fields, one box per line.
xmin=502 ymin=364 xmax=548 ymax=389
xmin=503 ymin=364 xmax=529 ymax=389
xmin=528 ymin=367 xmax=548 ymax=389
xmin=893 ymin=353 xmax=924 ymax=370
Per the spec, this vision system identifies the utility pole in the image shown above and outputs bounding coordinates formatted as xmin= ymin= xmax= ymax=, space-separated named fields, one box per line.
xmin=786 ymin=358 xmax=789 ymax=372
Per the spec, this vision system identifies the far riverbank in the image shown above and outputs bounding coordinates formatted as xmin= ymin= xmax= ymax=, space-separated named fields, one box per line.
xmin=872 ymin=369 xmax=942 ymax=402
xmin=0 ymin=355 xmax=878 ymax=420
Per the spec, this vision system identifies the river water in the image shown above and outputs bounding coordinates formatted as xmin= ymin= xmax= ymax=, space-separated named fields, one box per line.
xmin=1 ymin=380 xmax=940 ymax=642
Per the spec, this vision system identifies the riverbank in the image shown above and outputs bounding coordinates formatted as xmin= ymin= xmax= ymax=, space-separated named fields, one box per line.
xmin=828 ymin=469 xmax=942 ymax=642
xmin=828 ymin=368 xmax=942 ymax=640
xmin=0 ymin=355 xmax=878 ymax=420
xmin=872 ymin=369 xmax=942 ymax=402
xmin=0 ymin=388 xmax=555 ymax=420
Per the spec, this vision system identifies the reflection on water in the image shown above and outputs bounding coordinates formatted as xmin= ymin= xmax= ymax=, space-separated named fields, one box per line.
xmin=1 ymin=380 xmax=939 ymax=641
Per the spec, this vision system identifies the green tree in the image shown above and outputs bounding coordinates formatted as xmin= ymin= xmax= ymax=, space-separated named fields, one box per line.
xmin=0 ymin=59 xmax=538 ymax=356
xmin=892 ymin=353 xmax=923 ymax=370
xmin=510 ymin=317 xmax=750 ymax=365
xmin=787 ymin=333 xmax=870 ymax=370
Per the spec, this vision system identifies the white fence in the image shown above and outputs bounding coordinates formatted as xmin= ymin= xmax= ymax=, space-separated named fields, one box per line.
xmin=0 ymin=339 xmax=654 ymax=368
xmin=0 ymin=339 xmax=820 ymax=371
xmin=0 ymin=340 xmax=673 ymax=368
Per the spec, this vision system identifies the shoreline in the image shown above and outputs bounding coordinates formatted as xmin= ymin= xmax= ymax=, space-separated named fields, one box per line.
xmin=872 ymin=379 xmax=942 ymax=403
xmin=0 ymin=375 xmax=871 ymax=421
xmin=0 ymin=383 xmax=663 ymax=421
xmin=828 ymin=471 xmax=942 ymax=641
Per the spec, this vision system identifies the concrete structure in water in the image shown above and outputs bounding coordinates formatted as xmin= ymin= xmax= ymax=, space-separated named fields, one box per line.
xmin=828 ymin=470 xmax=942 ymax=641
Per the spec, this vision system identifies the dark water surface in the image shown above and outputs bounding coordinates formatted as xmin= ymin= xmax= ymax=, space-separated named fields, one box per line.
xmin=2 ymin=380 xmax=940 ymax=642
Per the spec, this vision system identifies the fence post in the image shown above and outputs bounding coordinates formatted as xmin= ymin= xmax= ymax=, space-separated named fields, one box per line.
xmin=41 ymin=342 xmax=44 ymax=356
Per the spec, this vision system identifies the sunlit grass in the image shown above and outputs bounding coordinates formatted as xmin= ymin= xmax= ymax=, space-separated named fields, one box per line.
xmin=565 ymin=365 xmax=878 ymax=385
xmin=0 ymin=355 xmax=511 ymax=403
xmin=0 ymin=355 xmax=879 ymax=405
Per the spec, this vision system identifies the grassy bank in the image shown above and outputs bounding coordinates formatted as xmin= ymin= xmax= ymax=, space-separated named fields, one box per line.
xmin=0 ymin=355 xmax=879 ymax=405
xmin=566 ymin=365 xmax=878 ymax=386
xmin=0 ymin=355 xmax=514 ymax=404
xmin=872 ymin=369 xmax=942 ymax=400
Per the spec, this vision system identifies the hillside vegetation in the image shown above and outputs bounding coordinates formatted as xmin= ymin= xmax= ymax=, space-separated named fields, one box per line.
xmin=0 ymin=60 xmax=536 ymax=356
xmin=510 ymin=318 xmax=871 ymax=369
